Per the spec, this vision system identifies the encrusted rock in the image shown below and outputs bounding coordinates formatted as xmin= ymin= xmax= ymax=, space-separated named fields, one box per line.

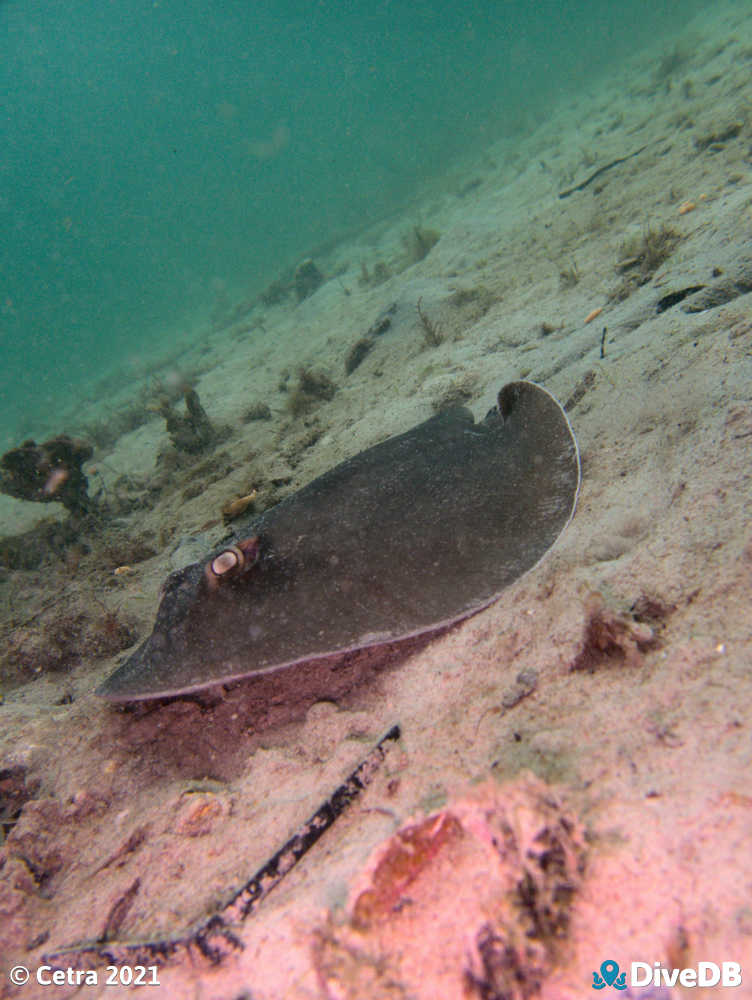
xmin=315 ymin=775 xmax=586 ymax=1000
xmin=0 ymin=436 xmax=93 ymax=514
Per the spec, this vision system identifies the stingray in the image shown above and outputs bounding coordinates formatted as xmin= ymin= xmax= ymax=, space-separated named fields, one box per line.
xmin=99 ymin=380 xmax=580 ymax=702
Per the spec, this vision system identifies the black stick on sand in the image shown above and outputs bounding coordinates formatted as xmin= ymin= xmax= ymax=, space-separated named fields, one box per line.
xmin=44 ymin=725 xmax=402 ymax=970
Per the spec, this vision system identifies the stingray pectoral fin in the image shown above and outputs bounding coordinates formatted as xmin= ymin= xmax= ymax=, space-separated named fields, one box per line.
xmin=98 ymin=380 xmax=579 ymax=701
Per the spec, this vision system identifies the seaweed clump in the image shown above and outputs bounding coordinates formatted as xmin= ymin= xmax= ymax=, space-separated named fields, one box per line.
xmin=242 ymin=401 xmax=272 ymax=422
xmin=612 ymin=224 xmax=681 ymax=301
xmin=294 ymin=259 xmax=325 ymax=302
xmin=403 ymin=225 xmax=440 ymax=265
xmin=358 ymin=259 xmax=392 ymax=288
xmin=155 ymin=388 xmax=215 ymax=454
xmin=570 ymin=592 xmax=658 ymax=672
xmin=286 ymin=369 xmax=337 ymax=417
xmin=694 ymin=121 xmax=743 ymax=152
xmin=259 ymin=274 xmax=292 ymax=306
xmin=344 ymin=304 xmax=396 ymax=374
xmin=344 ymin=338 xmax=374 ymax=375
xmin=357 ymin=225 xmax=438 ymax=289
xmin=416 ymin=297 xmax=443 ymax=347
xmin=559 ymin=261 xmax=580 ymax=290
xmin=463 ymin=787 xmax=585 ymax=1000
xmin=447 ymin=284 xmax=496 ymax=323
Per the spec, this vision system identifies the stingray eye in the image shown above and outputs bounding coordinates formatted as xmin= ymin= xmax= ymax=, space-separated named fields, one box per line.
xmin=204 ymin=545 xmax=244 ymax=590
xmin=204 ymin=536 xmax=260 ymax=591
xmin=214 ymin=547 xmax=243 ymax=575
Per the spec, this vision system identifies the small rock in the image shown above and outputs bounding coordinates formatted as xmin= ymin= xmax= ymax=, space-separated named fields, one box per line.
xmin=174 ymin=794 xmax=225 ymax=837
xmin=294 ymin=258 xmax=325 ymax=301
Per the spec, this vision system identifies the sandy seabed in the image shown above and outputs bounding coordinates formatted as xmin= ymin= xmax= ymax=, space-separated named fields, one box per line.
xmin=1 ymin=2 xmax=752 ymax=997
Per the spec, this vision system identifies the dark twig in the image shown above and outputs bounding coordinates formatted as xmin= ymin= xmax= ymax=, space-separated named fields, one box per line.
xmin=44 ymin=725 xmax=402 ymax=971
xmin=558 ymin=145 xmax=647 ymax=199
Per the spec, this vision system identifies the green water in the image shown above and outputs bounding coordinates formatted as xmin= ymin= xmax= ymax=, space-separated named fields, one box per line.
xmin=0 ymin=0 xmax=706 ymax=446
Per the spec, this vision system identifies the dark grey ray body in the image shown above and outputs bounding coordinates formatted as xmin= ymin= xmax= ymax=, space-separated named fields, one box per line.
xmin=99 ymin=381 xmax=580 ymax=701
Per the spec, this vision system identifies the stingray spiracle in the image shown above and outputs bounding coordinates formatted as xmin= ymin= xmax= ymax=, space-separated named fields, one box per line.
xmin=205 ymin=536 xmax=260 ymax=591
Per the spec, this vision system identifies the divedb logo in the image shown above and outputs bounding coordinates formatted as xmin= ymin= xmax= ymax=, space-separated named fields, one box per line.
xmin=591 ymin=959 xmax=743 ymax=990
